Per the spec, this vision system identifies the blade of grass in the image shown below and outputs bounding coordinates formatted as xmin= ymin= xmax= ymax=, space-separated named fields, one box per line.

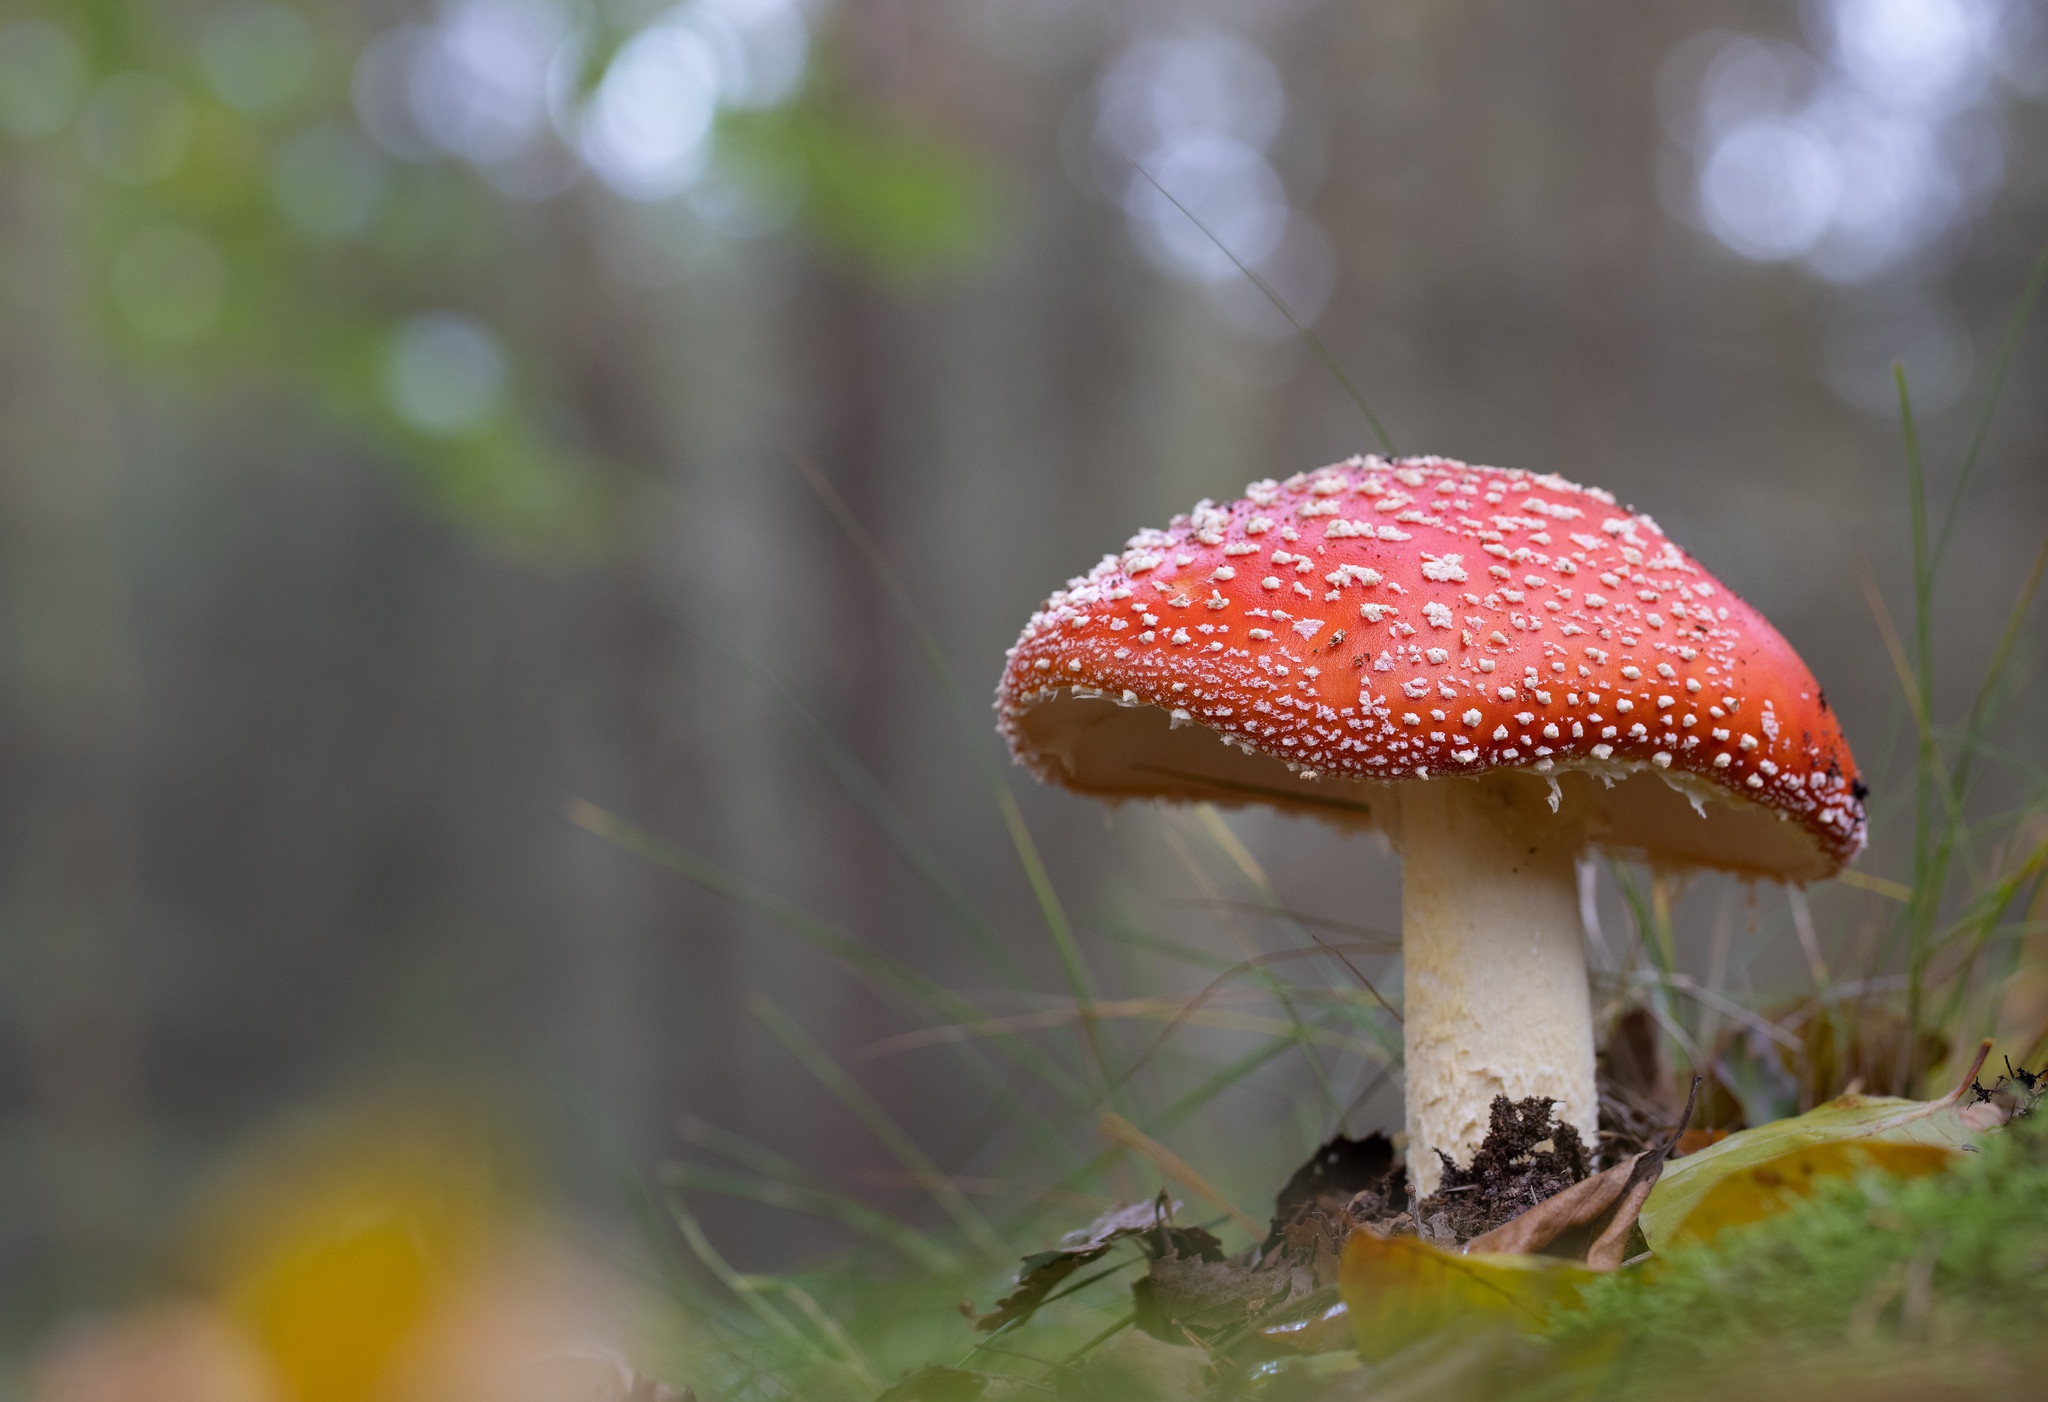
xmin=718 ymin=635 xmax=1028 ymax=986
xmin=750 ymin=992 xmax=1012 ymax=1262
xmin=1625 ymin=970 xmax=1801 ymax=1052
xmin=1030 ymin=1031 xmax=1309 ymax=1234
xmin=1155 ymin=1034 xmax=1303 ymax=1130
xmin=995 ymin=782 xmax=1113 ymax=1090
xmin=1163 ymin=898 xmax=1398 ymax=947
xmin=1190 ymin=806 xmax=1399 ymax=1005
xmin=1896 ymin=363 xmax=1939 ymax=1091
xmin=858 ymin=991 xmax=1389 ymax=1063
xmin=666 ymin=1191 xmax=842 ymax=1370
xmin=664 ymin=1162 xmax=965 ymax=1275
xmin=1931 ymin=237 xmax=2048 ymax=574
xmin=857 ymin=977 xmax=1347 ymax=1059
xmin=1133 ymin=165 xmax=1395 ymax=456
xmin=1908 ymin=537 xmax=2048 ymax=1000
xmin=557 ymin=1074 xmax=708 ymax=1310
xmin=1932 ymin=833 xmax=2048 ymax=1030
xmin=1111 ymin=944 xmax=1399 ymax=1097
xmin=569 ymin=800 xmax=1092 ymax=1170
xmin=1788 ymin=886 xmax=1830 ymax=991
xmin=757 ymin=1278 xmax=885 ymax=1391
xmin=1062 ymin=1313 xmax=1137 ymax=1366
xmin=791 ymin=451 xmax=1113 ymax=1092
xmin=1948 ymin=525 xmax=2048 ymax=807
xmin=1157 ymin=815 xmax=1343 ymax=1117
xmin=1838 ymin=869 xmax=1914 ymax=903
xmin=1093 ymin=915 xmax=1244 ymax=972
xmin=1859 ymin=560 xmax=1933 ymax=739
xmin=1093 ymin=1113 xmax=1262 ymax=1240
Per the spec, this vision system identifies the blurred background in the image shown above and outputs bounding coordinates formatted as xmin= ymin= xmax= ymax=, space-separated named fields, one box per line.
xmin=1 ymin=0 xmax=2045 ymax=1353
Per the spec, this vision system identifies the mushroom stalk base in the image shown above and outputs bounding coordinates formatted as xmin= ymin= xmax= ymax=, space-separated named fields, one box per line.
xmin=1395 ymin=777 xmax=1597 ymax=1198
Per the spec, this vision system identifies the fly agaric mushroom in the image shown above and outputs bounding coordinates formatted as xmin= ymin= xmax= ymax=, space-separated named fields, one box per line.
xmin=996 ymin=455 xmax=1865 ymax=1194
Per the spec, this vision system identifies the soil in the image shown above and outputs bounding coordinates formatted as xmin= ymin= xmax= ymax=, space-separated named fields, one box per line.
xmin=1411 ymin=1096 xmax=1592 ymax=1242
xmin=1258 ymin=1131 xmax=1404 ymax=1255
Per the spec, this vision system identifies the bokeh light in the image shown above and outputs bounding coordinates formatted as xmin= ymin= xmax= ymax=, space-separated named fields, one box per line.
xmin=406 ymin=0 xmax=567 ymax=169
xmin=685 ymin=0 xmax=812 ymax=110
xmin=1824 ymin=0 xmax=1995 ymax=114
xmin=352 ymin=24 xmax=440 ymax=163
xmin=1658 ymin=0 xmax=2046 ymax=412
xmin=272 ymin=122 xmax=389 ymax=240
xmin=79 ymin=73 xmax=194 ymax=186
xmin=575 ymin=21 xmax=720 ymax=201
xmin=572 ymin=0 xmax=814 ymax=202
xmin=352 ymin=1 xmax=581 ymax=202
xmin=383 ymin=313 xmax=510 ymax=437
xmin=1662 ymin=0 xmax=2040 ymax=287
xmin=1208 ymin=212 xmax=1336 ymax=341
xmin=0 ymin=19 xmax=90 ymax=140
xmin=110 ymin=225 xmax=230 ymax=343
xmin=1082 ymin=27 xmax=1334 ymax=334
xmin=1697 ymin=118 xmax=1840 ymax=261
xmin=1121 ymin=135 xmax=1288 ymax=283
xmin=201 ymin=1 xmax=321 ymax=117
xmin=346 ymin=0 xmax=812 ymax=206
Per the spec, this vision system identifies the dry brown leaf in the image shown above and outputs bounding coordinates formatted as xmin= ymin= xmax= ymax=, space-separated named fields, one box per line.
xmin=973 ymin=1195 xmax=1220 ymax=1333
xmin=1464 ymin=1076 xmax=1698 ymax=1267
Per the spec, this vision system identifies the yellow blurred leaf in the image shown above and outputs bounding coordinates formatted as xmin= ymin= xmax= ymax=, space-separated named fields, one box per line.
xmin=1641 ymin=1041 xmax=1994 ymax=1251
xmin=194 ymin=1108 xmax=505 ymax=1402
xmin=1667 ymin=1140 xmax=1958 ymax=1247
xmin=1338 ymin=1232 xmax=1593 ymax=1361
xmin=228 ymin=1204 xmax=451 ymax=1402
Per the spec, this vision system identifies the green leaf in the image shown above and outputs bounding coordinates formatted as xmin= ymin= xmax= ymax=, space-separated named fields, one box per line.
xmin=1663 ymin=1139 xmax=1959 ymax=1247
xmin=1639 ymin=1044 xmax=1997 ymax=1251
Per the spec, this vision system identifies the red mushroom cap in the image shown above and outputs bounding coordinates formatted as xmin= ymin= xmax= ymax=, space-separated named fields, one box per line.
xmin=997 ymin=456 xmax=1866 ymax=881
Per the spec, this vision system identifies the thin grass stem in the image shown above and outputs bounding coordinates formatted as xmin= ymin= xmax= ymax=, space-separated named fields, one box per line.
xmin=1932 ymin=237 xmax=2048 ymax=574
xmin=750 ymin=993 xmax=1013 ymax=1261
xmin=1094 ymin=1113 xmax=1262 ymax=1239
xmin=791 ymin=451 xmax=1115 ymax=1093
xmin=1133 ymin=166 xmax=1395 ymax=455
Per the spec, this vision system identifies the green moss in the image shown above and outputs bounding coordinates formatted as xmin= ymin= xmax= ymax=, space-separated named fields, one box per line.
xmin=1534 ymin=1114 xmax=2048 ymax=1395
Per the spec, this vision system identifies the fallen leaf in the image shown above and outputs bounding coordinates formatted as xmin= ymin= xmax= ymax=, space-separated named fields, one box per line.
xmin=1133 ymin=1254 xmax=1289 ymax=1337
xmin=1261 ymin=1132 xmax=1402 ymax=1251
xmin=1465 ymin=1156 xmax=1639 ymax=1260
xmin=1640 ymin=1040 xmax=1997 ymax=1252
xmin=1251 ymin=1292 xmax=1353 ymax=1355
xmin=1465 ymin=1077 xmax=1697 ymax=1269
xmin=1338 ymin=1232 xmax=1594 ymax=1361
xmin=1124 ymin=1135 xmax=1403 ymax=1354
xmin=1666 ymin=1139 xmax=1959 ymax=1246
xmin=1671 ymin=1128 xmax=1726 ymax=1157
xmin=973 ymin=1196 xmax=1221 ymax=1333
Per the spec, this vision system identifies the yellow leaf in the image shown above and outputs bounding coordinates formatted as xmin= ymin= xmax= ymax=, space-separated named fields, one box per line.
xmin=1641 ymin=1042 xmax=1994 ymax=1252
xmin=1667 ymin=1140 xmax=1958 ymax=1246
xmin=1339 ymin=1232 xmax=1593 ymax=1360
xmin=192 ymin=1107 xmax=504 ymax=1402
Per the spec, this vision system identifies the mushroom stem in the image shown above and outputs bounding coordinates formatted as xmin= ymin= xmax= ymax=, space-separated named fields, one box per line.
xmin=1394 ymin=776 xmax=1598 ymax=1197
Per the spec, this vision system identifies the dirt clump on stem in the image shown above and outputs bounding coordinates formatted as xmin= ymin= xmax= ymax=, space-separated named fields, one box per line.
xmin=1412 ymin=1095 xmax=1591 ymax=1243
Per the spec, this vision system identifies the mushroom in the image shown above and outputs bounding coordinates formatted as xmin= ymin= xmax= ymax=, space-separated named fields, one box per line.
xmin=996 ymin=455 xmax=1865 ymax=1194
